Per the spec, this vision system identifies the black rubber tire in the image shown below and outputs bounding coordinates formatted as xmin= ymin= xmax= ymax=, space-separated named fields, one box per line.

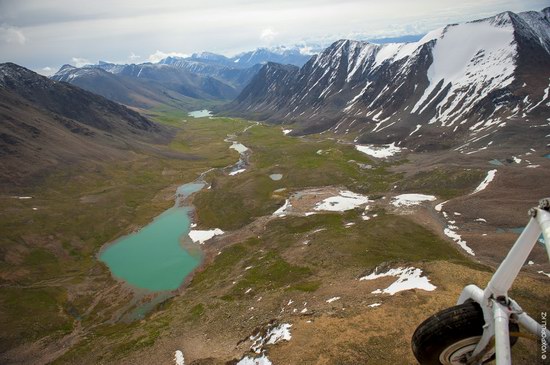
xmin=412 ymin=301 xmax=519 ymax=364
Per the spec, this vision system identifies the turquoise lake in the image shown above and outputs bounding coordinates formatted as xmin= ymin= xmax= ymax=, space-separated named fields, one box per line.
xmin=99 ymin=183 xmax=205 ymax=291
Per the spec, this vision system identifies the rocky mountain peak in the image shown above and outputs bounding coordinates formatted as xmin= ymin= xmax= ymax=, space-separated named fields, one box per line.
xmin=0 ymin=62 xmax=55 ymax=90
xmin=224 ymin=8 xmax=550 ymax=152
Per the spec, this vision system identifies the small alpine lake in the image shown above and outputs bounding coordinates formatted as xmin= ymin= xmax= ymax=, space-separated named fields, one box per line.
xmin=188 ymin=109 xmax=213 ymax=118
xmin=99 ymin=182 xmax=205 ymax=292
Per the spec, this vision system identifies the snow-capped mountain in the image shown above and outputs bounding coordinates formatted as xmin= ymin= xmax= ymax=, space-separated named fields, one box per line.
xmin=51 ymin=45 xmax=313 ymax=105
xmin=168 ymin=46 xmax=313 ymax=68
xmin=225 ymin=8 xmax=550 ymax=152
xmin=157 ymin=57 xmax=262 ymax=90
xmin=230 ymin=46 xmax=313 ymax=68
xmin=157 ymin=46 xmax=312 ymax=85
xmin=52 ymin=61 xmax=242 ymax=105
xmin=190 ymin=51 xmax=233 ymax=64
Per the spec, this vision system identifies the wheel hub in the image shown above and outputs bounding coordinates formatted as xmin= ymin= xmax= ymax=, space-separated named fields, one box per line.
xmin=439 ymin=336 xmax=481 ymax=365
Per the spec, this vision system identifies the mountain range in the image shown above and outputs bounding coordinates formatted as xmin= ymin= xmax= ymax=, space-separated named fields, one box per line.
xmin=5 ymin=8 xmax=550 ymax=187
xmin=51 ymin=47 xmax=313 ymax=110
xmin=2 ymin=46 xmax=314 ymax=187
xmin=224 ymin=8 xmax=550 ymax=152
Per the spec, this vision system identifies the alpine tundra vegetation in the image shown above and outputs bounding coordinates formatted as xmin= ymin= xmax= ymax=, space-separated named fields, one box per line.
xmin=0 ymin=1 xmax=549 ymax=364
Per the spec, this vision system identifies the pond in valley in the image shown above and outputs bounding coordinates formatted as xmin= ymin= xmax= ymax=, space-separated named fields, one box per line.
xmin=188 ymin=109 xmax=213 ymax=118
xmin=99 ymin=182 xmax=205 ymax=292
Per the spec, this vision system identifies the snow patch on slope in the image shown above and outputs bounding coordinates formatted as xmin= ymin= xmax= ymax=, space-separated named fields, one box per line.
xmin=355 ymin=143 xmax=402 ymax=158
xmin=188 ymin=229 xmax=224 ymax=244
xmin=229 ymin=169 xmax=246 ymax=176
xmin=391 ymin=194 xmax=436 ymax=207
xmin=360 ymin=267 xmax=436 ymax=295
xmin=435 ymin=201 xmax=448 ymax=212
xmin=372 ymin=27 xmax=444 ymax=68
xmin=237 ymin=355 xmax=272 ymax=365
xmin=472 ymin=169 xmax=497 ymax=194
xmin=230 ymin=142 xmax=249 ymax=153
xmin=411 ymin=18 xmax=516 ymax=128
xmin=314 ymin=190 xmax=370 ymax=212
xmin=250 ymin=323 xmax=292 ymax=354
xmin=174 ymin=350 xmax=185 ymax=365
xmin=444 ymin=227 xmax=475 ymax=256
xmin=273 ymin=199 xmax=292 ymax=216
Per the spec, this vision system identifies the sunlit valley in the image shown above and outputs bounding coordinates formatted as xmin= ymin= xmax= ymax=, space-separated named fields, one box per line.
xmin=1 ymin=2 xmax=549 ymax=364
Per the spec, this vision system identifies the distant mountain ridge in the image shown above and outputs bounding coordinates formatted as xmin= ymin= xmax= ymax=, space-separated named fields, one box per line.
xmin=51 ymin=64 xmax=191 ymax=109
xmin=225 ymin=8 xmax=550 ymax=152
xmin=52 ymin=62 xmax=240 ymax=108
xmin=229 ymin=46 xmax=313 ymax=68
xmin=51 ymin=46 xmax=313 ymax=109
xmin=171 ymin=46 xmax=313 ymax=69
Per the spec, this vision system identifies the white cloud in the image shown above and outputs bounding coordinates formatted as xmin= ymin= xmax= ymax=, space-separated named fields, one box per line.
xmin=128 ymin=52 xmax=141 ymax=62
xmin=36 ymin=66 xmax=55 ymax=76
xmin=0 ymin=24 xmax=26 ymax=45
xmin=296 ymin=43 xmax=318 ymax=55
xmin=147 ymin=50 xmax=189 ymax=63
xmin=1 ymin=0 xmax=547 ymax=69
xmin=260 ymin=28 xmax=278 ymax=43
xmin=71 ymin=57 xmax=91 ymax=67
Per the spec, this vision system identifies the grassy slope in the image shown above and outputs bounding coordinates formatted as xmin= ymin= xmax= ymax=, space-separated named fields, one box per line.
xmin=0 ymin=113 xmax=245 ymax=354
xmin=194 ymin=122 xmax=396 ymax=230
xmin=396 ymin=167 xmax=486 ymax=199
xmin=51 ymin=119 xmax=488 ymax=363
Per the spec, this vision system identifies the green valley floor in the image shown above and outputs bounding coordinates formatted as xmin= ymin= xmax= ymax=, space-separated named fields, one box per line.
xmin=1 ymin=112 xmax=548 ymax=364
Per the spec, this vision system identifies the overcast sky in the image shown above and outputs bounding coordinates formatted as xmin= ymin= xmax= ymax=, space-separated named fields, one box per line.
xmin=0 ymin=0 xmax=547 ymax=75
